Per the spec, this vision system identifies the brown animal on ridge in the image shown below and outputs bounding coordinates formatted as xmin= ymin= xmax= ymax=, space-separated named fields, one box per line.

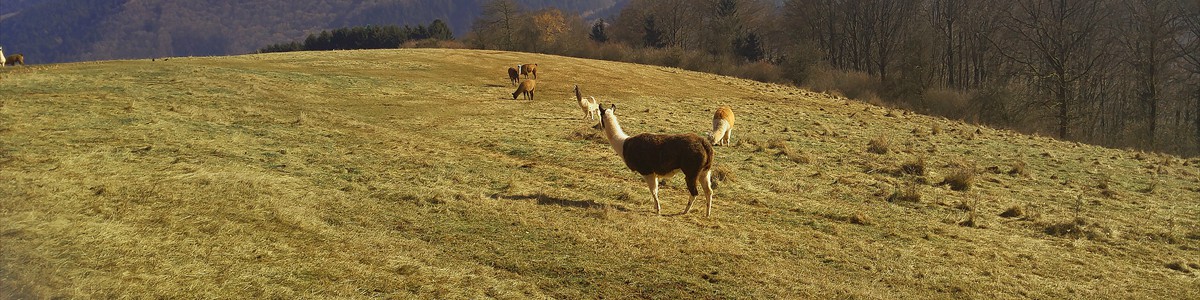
xmin=5 ymin=54 xmax=23 ymax=66
xmin=520 ymin=63 xmax=538 ymax=79
xmin=599 ymin=104 xmax=715 ymax=216
xmin=512 ymin=79 xmax=536 ymax=100
xmin=507 ymin=67 xmax=519 ymax=85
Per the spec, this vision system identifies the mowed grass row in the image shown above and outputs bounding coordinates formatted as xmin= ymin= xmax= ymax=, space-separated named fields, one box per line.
xmin=1 ymin=49 xmax=1197 ymax=299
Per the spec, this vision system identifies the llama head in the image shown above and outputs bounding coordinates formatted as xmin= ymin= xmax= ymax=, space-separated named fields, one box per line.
xmin=599 ymin=104 xmax=617 ymax=128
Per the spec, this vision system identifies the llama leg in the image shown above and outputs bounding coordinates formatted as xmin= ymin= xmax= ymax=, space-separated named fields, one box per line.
xmin=644 ymin=174 xmax=661 ymax=215
xmin=683 ymin=172 xmax=699 ymax=215
xmin=726 ymin=127 xmax=733 ymax=145
xmin=702 ymin=170 xmax=714 ymax=216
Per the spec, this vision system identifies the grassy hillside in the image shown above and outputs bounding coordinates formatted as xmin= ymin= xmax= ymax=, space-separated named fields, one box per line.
xmin=1 ymin=49 xmax=1198 ymax=299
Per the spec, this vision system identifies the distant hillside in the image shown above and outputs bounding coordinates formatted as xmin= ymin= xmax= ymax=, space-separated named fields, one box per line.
xmin=0 ymin=0 xmax=625 ymax=64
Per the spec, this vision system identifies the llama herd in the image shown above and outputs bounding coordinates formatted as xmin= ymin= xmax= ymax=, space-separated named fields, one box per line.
xmin=505 ymin=63 xmax=735 ymax=217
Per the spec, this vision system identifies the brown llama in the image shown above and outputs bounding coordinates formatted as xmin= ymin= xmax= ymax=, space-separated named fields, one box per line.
xmin=599 ymin=104 xmax=715 ymax=216
xmin=520 ymin=63 xmax=538 ymax=79
xmin=507 ymin=67 xmax=519 ymax=86
xmin=5 ymin=54 xmax=24 ymax=66
xmin=512 ymin=79 xmax=536 ymax=100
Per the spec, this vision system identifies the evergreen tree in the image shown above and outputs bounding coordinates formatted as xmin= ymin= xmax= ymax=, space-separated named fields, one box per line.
xmin=428 ymin=19 xmax=454 ymax=40
xmin=643 ymin=16 xmax=666 ymax=48
xmin=590 ymin=19 xmax=608 ymax=43
xmin=734 ymin=32 xmax=763 ymax=62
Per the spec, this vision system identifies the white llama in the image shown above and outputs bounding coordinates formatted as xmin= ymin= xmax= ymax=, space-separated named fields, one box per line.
xmin=574 ymin=85 xmax=599 ymax=120
xmin=710 ymin=106 xmax=735 ymax=145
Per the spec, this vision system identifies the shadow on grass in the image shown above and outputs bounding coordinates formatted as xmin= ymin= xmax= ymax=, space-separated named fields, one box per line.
xmin=482 ymin=84 xmax=509 ymax=88
xmin=507 ymin=193 xmax=629 ymax=211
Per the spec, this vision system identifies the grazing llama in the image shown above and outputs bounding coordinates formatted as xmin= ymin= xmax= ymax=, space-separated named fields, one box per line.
xmin=0 ymin=47 xmax=6 ymax=67
xmin=520 ymin=63 xmax=538 ymax=79
xmin=508 ymin=67 xmax=520 ymax=86
xmin=709 ymin=106 xmax=735 ymax=145
xmin=574 ymin=85 xmax=599 ymax=120
xmin=512 ymin=79 xmax=536 ymax=100
xmin=599 ymin=104 xmax=715 ymax=216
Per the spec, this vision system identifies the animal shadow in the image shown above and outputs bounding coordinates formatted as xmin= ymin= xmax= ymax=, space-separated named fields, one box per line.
xmin=482 ymin=83 xmax=508 ymax=88
xmin=508 ymin=193 xmax=628 ymax=211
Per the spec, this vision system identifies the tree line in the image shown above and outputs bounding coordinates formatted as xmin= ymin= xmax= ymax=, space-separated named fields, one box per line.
xmin=255 ymin=0 xmax=1200 ymax=156
xmin=463 ymin=0 xmax=1200 ymax=157
xmin=259 ymin=20 xmax=454 ymax=53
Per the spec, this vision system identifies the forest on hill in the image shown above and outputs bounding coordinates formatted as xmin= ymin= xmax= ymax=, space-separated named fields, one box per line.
xmin=0 ymin=0 xmax=625 ymax=63
xmin=455 ymin=0 xmax=1200 ymax=157
xmin=1 ymin=0 xmax=1198 ymax=157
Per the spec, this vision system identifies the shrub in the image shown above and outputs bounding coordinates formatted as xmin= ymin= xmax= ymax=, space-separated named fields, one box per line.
xmin=921 ymin=87 xmax=971 ymax=120
xmin=802 ymin=66 xmax=881 ymax=102
xmin=736 ymin=61 xmax=785 ymax=84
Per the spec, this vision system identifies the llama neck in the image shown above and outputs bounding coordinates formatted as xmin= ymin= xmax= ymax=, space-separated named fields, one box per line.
xmin=603 ymin=116 xmax=630 ymax=158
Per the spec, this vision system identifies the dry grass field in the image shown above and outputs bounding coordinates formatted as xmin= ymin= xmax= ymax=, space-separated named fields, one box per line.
xmin=1 ymin=49 xmax=1198 ymax=299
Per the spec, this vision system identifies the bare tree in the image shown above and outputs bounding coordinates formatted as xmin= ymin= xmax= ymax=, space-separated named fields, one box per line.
xmin=995 ymin=0 xmax=1111 ymax=139
xmin=1177 ymin=0 xmax=1200 ymax=150
xmin=1116 ymin=0 xmax=1183 ymax=148
xmin=471 ymin=0 xmax=523 ymax=50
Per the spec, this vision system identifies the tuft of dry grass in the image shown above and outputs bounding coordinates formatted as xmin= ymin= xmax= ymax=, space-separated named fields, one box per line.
xmin=958 ymin=212 xmax=981 ymax=228
xmin=1097 ymin=175 xmax=1119 ymax=199
xmin=1042 ymin=218 xmax=1112 ymax=241
xmin=941 ymin=162 xmax=976 ymax=191
xmin=711 ymin=164 xmax=737 ymax=186
xmin=887 ymin=184 xmax=922 ymax=203
xmin=999 ymin=205 xmax=1025 ymax=218
xmin=771 ymin=140 xmax=813 ymax=164
xmin=568 ymin=126 xmax=606 ymax=144
xmin=850 ymin=212 xmax=873 ymax=225
xmin=1164 ymin=260 xmax=1193 ymax=273
xmin=867 ymin=136 xmax=891 ymax=154
xmin=1008 ymin=160 xmax=1030 ymax=177
xmin=899 ymin=156 xmax=927 ymax=176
